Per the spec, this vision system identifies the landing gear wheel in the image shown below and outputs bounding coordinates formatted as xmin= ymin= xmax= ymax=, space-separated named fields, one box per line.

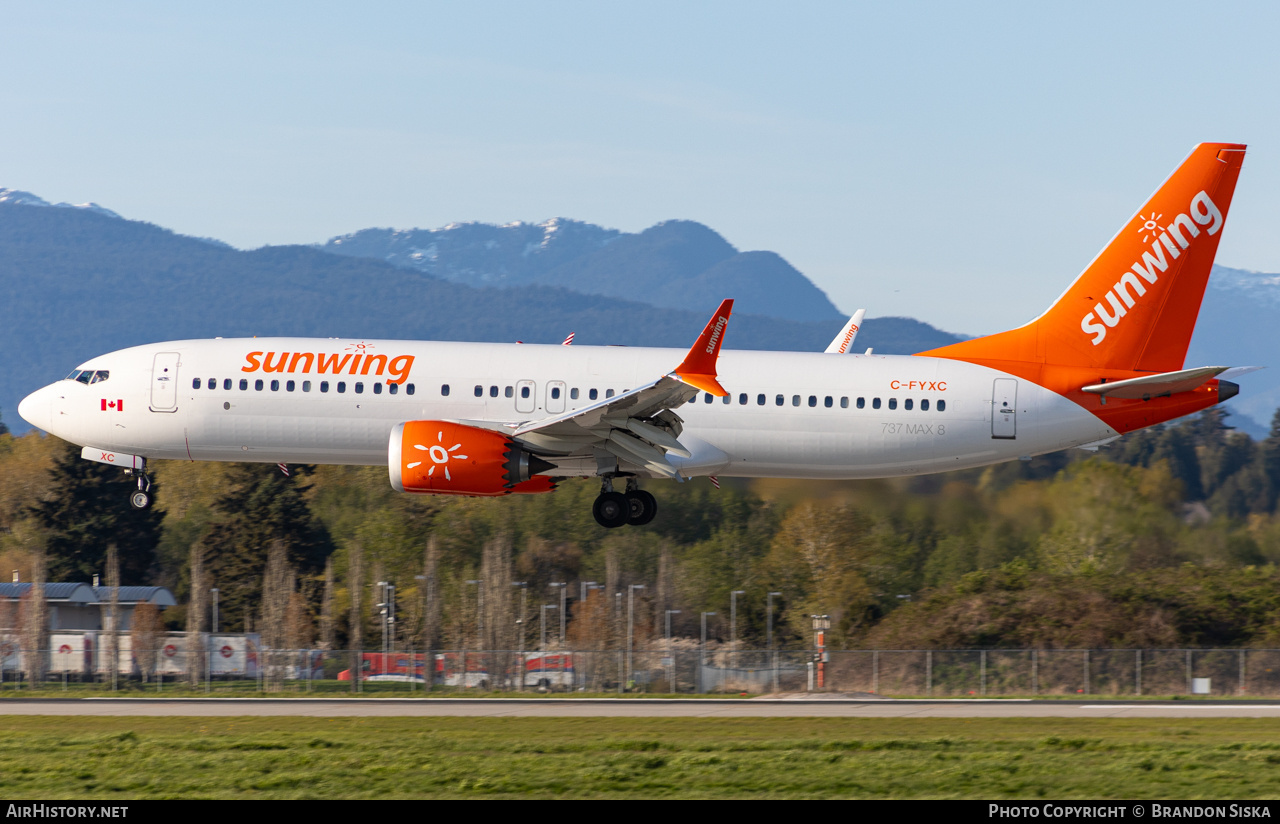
xmin=130 ymin=491 xmax=151 ymax=509
xmin=592 ymin=491 xmax=630 ymax=529
xmin=625 ymin=490 xmax=657 ymax=526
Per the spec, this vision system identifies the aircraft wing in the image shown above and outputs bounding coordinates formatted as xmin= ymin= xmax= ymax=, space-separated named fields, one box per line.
xmin=824 ymin=309 xmax=866 ymax=354
xmin=505 ymin=299 xmax=734 ymax=479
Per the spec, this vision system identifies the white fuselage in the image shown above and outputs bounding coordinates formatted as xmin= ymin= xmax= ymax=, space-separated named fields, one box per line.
xmin=18 ymin=337 xmax=1118 ymax=480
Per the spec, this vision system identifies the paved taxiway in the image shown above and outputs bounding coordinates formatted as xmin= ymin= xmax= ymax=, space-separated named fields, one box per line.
xmin=3 ymin=699 xmax=1280 ymax=718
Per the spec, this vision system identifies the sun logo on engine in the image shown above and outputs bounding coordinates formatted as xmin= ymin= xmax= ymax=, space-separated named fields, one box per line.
xmin=406 ymin=430 xmax=468 ymax=481
xmin=1137 ymin=211 xmax=1164 ymax=243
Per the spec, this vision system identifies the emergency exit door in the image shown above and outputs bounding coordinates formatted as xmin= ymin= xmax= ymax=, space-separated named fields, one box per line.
xmin=992 ymin=379 xmax=1017 ymax=439
xmin=150 ymin=352 xmax=180 ymax=411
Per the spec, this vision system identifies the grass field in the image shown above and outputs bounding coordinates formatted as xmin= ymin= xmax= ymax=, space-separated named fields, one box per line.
xmin=2 ymin=716 xmax=1280 ymax=798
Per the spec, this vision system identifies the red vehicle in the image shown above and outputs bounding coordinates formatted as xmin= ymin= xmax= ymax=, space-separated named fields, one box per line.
xmin=337 ymin=652 xmax=428 ymax=681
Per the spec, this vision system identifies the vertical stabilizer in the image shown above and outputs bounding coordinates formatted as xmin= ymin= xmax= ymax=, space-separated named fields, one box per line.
xmin=920 ymin=143 xmax=1245 ymax=374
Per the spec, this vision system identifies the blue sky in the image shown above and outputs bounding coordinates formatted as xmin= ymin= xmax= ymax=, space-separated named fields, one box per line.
xmin=2 ymin=1 xmax=1279 ymax=335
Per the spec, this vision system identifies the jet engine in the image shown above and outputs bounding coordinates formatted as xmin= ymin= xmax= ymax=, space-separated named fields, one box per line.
xmin=389 ymin=420 xmax=556 ymax=496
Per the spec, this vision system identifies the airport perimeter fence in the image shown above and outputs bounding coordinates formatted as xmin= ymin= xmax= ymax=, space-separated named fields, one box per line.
xmin=3 ymin=646 xmax=1280 ymax=696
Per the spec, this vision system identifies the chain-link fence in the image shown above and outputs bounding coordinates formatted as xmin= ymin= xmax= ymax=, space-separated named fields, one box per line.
xmin=3 ymin=643 xmax=1278 ymax=695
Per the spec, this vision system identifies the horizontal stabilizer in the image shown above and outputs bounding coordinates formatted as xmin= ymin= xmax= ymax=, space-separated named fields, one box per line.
xmin=1081 ymin=366 xmax=1229 ymax=400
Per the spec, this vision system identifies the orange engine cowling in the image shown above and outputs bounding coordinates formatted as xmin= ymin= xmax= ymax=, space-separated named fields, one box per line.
xmin=389 ymin=420 xmax=556 ymax=497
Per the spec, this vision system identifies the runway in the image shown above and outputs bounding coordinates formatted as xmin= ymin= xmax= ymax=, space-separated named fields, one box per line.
xmin=4 ymin=698 xmax=1280 ymax=718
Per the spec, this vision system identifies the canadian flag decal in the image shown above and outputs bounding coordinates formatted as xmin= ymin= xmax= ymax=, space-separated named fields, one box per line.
xmin=100 ymin=399 xmax=124 ymax=412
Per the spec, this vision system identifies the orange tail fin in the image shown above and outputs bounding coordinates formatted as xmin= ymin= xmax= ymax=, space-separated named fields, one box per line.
xmin=920 ymin=143 xmax=1245 ymax=373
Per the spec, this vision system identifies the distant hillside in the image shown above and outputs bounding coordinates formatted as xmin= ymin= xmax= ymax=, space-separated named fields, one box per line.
xmin=317 ymin=218 xmax=845 ymax=323
xmin=0 ymin=204 xmax=959 ymax=432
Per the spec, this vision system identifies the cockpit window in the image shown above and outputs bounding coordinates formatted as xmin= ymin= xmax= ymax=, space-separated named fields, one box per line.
xmin=69 ymin=369 xmax=109 ymax=384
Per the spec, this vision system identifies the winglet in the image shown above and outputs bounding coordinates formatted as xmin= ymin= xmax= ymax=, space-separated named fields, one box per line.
xmin=673 ymin=299 xmax=733 ymax=396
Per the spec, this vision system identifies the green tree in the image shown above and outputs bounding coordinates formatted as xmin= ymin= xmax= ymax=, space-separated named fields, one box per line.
xmin=29 ymin=438 xmax=161 ymax=583
xmin=201 ymin=463 xmax=332 ymax=630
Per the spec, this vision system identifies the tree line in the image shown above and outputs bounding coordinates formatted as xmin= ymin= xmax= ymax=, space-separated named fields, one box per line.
xmin=3 ymin=406 xmax=1280 ymax=651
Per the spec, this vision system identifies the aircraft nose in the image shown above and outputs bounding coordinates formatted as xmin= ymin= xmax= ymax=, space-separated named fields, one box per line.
xmin=17 ymin=385 xmax=53 ymax=432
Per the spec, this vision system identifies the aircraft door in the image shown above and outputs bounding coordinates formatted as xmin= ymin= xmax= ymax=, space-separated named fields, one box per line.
xmin=546 ymin=381 xmax=566 ymax=414
xmin=992 ymin=378 xmax=1017 ymax=439
xmin=515 ymin=380 xmax=537 ymax=414
xmin=150 ymin=352 xmax=181 ymax=412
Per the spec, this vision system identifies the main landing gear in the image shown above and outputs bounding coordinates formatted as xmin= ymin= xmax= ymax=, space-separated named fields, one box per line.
xmin=592 ymin=477 xmax=657 ymax=529
xmin=125 ymin=468 xmax=152 ymax=510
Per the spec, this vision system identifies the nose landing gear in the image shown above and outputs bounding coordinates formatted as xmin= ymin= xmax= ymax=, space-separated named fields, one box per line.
xmin=126 ymin=470 xmax=152 ymax=510
xmin=592 ymin=477 xmax=658 ymax=528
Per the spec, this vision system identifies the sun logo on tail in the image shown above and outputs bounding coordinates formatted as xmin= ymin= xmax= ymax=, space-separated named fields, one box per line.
xmin=1137 ymin=212 xmax=1164 ymax=243
xmin=406 ymin=430 xmax=468 ymax=481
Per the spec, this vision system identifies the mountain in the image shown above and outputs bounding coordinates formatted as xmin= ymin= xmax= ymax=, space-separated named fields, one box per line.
xmin=1186 ymin=266 xmax=1280 ymax=438
xmin=317 ymin=218 xmax=845 ymax=323
xmin=0 ymin=203 xmax=958 ymax=433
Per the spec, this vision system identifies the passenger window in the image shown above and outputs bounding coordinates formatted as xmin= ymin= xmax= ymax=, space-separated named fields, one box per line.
xmin=570 ymin=388 xmax=579 ymax=400
xmin=840 ymin=397 xmax=849 ymax=409
xmin=704 ymin=393 xmax=713 ymax=404
xmin=551 ymin=387 xmax=561 ymax=400
xmin=589 ymin=389 xmax=599 ymax=400
xmin=938 ymin=399 xmax=946 ymax=412
xmin=320 ymin=381 xmax=330 ymax=393
xmin=193 ymin=378 xmax=202 ymax=389
xmin=441 ymin=384 xmax=450 ymax=396
xmin=506 ymin=386 xmax=514 ymax=398
xmin=905 ymin=398 xmax=913 ymax=411
xmin=286 ymin=380 xmax=296 ymax=392
xmin=355 ymin=382 xmax=364 ymax=394
xmin=373 ymin=383 xmax=383 ymax=395
xmin=490 ymin=386 xmax=498 ymax=398
xmin=406 ymin=384 xmax=415 ymax=396
xmin=776 ymin=395 xmax=784 ymax=406
xmin=606 ymin=389 xmax=615 ymax=398
xmin=474 ymin=385 xmax=483 ymax=397
xmin=208 ymin=378 xmax=216 ymax=390
xmin=270 ymin=380 xmax=280 ymax=391
xmin=723 ymin=394 xmax=731 ymax=404
xmin=223 ymin=379 xmax=232 ymax=390
xmin=872 ymin=397 xmax=881 ymax=409
xmin=856 ymin=397 xmax=864 ymax=409
xmin=757 ymin=394 xmax=765 ymax=406
xmin=389 ymin=383 xmax=398 ymax=395
xmin=921 ymin=399 xmax=930 ymax=411
xmin=808 ymin=395 xmax=817 ymax=407
xmin=888 ymin=398 xmax=897 ymax=410
xmin=824 ymin=396 xmax=833 ymax=408
xmin=255 ymin=379 xmax=264 ymax=391
xmin=738 ymin=393 xmax=747 ymax=405
xmin=792 ymin=395 xmax=800 ymax=407
xmin=521 ymin=386 xmax=531 ymax=399
xmin=338 ymin=382 xmax=347 ymax=393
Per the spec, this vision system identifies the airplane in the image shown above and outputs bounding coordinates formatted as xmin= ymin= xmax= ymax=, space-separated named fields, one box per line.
xmin=17 ymin=143 xmax=1250 ymax=529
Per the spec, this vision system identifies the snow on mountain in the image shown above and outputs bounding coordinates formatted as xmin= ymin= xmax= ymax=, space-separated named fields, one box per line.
xmin=0 ymin=188 xmax=121 ymax=219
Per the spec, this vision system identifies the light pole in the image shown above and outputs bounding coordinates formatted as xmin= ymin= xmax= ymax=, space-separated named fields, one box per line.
xmin=700 ymin=611 xmax=716 ymax=693
xmin=463 ymin=579 xmax=481 ymax=689
xmin=615 ymin=592 xmax=623 ymax=694
xmin=549 ymin=583 xmax=566 ymax=643
xmin=767 ymin=592 xmax=781 ymax=693
xmin=376 ymin=581 xmax=389 ymax=658
xmin=580 ymin=581 xmax=597 ymax=605
xmin=386 ymin=583 xmax=396 ymax=660
xmin=665 ymin=609 xmax=681 ymax=693
xmin=512 ymin=582 xmax=527 ymax=690
xmin=730 ymin=590 xmax=745 ymax=672
xmin=627 ymin=584 xmax=645 ymax=691
xmin=210 ymin=588 xmax=219 ymax=634
xmin=540 ymin=604 xmax=557 ymax=690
